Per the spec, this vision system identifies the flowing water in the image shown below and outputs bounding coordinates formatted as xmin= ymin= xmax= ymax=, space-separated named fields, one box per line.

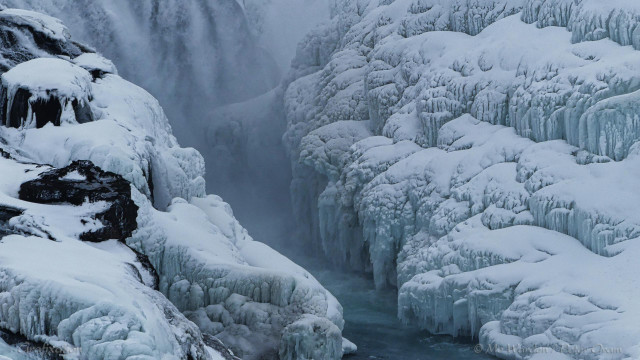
xmin=281 ymin=253 xmax=494 ymax=360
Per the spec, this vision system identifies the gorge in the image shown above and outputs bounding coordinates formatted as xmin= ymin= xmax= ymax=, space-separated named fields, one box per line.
xmin=1 ymin=1 xmax=640 ymax=360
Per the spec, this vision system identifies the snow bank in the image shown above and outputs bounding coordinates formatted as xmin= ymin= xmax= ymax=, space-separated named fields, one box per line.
xmin=0 ymin=235 xmax=210 ymax=359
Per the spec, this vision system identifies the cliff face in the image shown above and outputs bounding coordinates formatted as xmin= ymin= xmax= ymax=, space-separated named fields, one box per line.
xmin=0 ymin=9 xmax=345 ymax=360
xmin=284 ymin=0 xmax=640 ymax=358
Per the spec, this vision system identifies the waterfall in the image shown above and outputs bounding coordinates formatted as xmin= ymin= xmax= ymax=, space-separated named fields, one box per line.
xmin=0 ymin=0 xmax=281 ymax=144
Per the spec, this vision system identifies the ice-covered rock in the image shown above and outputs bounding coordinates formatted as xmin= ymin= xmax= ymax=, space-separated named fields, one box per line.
xmin=73 ymin=52 xmax=118 ymax=79
xmin=0 ymin=9 xmax=84 ymax=71
xmin=279 ymin=315 xmax=343 ymax=360
xmin=0 ymin=0 xmax=281 ymax=144
xmin=19 ymin=160 xmax=139 ymax=242
xmin=0 ymin=58 xmax=93 ymax=128
xmin=128 ymin=193 xmax=345 ymax=359
xmin=283 ymin=0 xmax=640 ymax=358
xmin=0 ymin=9 xmax=70 ymax=42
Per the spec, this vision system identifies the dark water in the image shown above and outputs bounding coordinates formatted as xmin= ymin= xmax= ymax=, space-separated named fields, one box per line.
xmin=289 ymin=256 xmax=493 ymax=360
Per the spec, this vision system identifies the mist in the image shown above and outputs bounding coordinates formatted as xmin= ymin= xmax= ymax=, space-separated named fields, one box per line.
xmin=0 ymin=0 xmax=328 ymax=248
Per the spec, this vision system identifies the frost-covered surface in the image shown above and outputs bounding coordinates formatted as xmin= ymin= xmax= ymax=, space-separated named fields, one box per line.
xmin=1 ymin=58 xmax=93 ymax=128
xmin=284 ymin=0 xmax=640 ymax=358
xmin=129 ymin=193 xmax=345 ymax=359
xmin=0 ymin=8 xmax=69 ymax=41
xmin=0 ymin=9 xmax=345 ymax=360
xmin=0 ymin=156 xmax=211 ymax=359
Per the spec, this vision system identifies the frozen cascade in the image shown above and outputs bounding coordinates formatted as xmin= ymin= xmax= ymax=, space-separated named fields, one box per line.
xmin=283 ymin=0 xmax=640 ymax=358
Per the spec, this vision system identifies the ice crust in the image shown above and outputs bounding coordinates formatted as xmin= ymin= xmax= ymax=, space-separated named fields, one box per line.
xmin=0 ymin=9 xmax=345 ymax=360
xmin=284 ymin=0 xmax=640 ymax=358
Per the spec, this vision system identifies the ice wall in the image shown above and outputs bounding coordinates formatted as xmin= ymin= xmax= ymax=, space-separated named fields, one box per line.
xmin=283 ymin=0 xmax=640 ymax=358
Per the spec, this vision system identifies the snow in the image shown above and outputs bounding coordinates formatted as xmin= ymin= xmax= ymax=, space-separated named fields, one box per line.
xmin=61 ymin=169 xmax=86 ymax=181
xmin=73 ymin=52 xmax=118 ymax=75
xmin=0 ymin=8 xmax=69 ymax=41
xmin=0 ymin=234 xmax=210 ymax=359
xmin=0 ymin=69 xmax=206 ymax=207
xmin=0 ymin=0 xmax=281 ymax=146
xmin=0 ymin=58 xmax=93 ymax=128
xmin=2 ymin=58 xmax=91 ymax=100
xmin=342 ymin=337 xmax=357 ymax=355
xmin=279 ymin=314 xmax=343 ymax=360
xmin=283 ymin=0 xmax=640 ymax=358
xmin=128 ymin=193 xmax=345 ymax=359
xmin=0 ymin=337 xmax=37 ymax=360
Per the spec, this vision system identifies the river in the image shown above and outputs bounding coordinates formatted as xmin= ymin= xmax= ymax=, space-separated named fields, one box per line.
xmin=283 ymin=253 xmax=495 ymax=360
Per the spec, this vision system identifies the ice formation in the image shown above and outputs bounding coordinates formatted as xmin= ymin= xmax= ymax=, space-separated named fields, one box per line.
xmin=0 ymin=58 xmax=93 ymax=128
xmin=284 ymin=0 xmax=640 ymax=358
xmin=0 ymin=9 xmax=346 ymax=360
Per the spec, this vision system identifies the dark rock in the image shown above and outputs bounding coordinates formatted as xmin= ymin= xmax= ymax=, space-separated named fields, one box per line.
xmin=19 ymin=160 xmax=138 ymax=242
xmin=131 ymin=247 xmax=160 ymax=290
xmin=0 ymin=86 xmax=94 ymax=129
xmin=3 ymin=87 xmax=30 ymax=128
xmin=30 ymin=93 xmax=63 ymax=128
xmin=145 ymin=163 xmax=155 ymax=204
xmin=0 ymin=23 xmax=86 ymax=74
xmin=89 ymin=69 xmax=107 ymax=81
xmin=0 ymin=204 xmax=23 ymax=238
xmin=72 ymin=98 xmax=94 ymax=124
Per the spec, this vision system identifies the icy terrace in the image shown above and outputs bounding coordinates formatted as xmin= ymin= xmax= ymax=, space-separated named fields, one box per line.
xmin=283 ymin=0 xmax=640 ymax=359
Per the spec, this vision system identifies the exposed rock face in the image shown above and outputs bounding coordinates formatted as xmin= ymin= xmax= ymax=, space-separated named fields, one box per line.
xmin=19 ymin=160 xmax=138 ymax=242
